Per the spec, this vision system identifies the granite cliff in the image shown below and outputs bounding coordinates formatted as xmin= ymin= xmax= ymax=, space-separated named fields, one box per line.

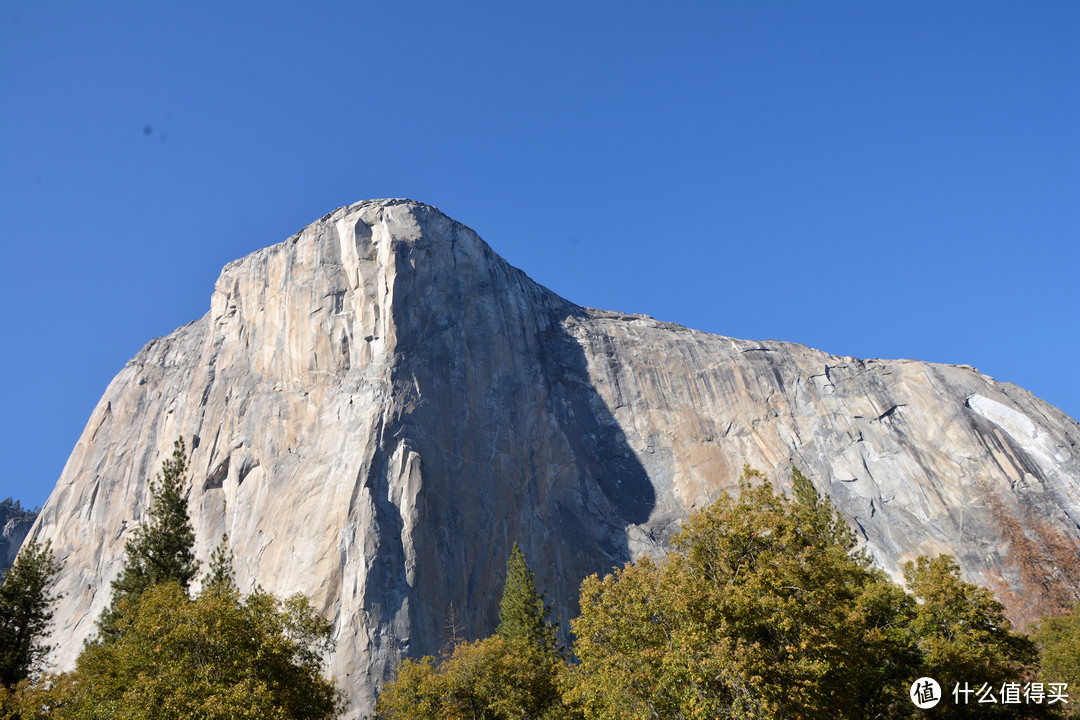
xmin=1 ymin=499 xmax=37 ymax=578
xmin=26 ymin=199 xmax=1080 ymax=716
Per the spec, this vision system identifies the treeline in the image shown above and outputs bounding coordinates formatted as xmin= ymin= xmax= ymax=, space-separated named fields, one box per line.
xmin=0 ymin=499 xmax=38 ymax=522
xmin=376 ymin=468 xmax=1080 ymax=720
xmin=1 ymin=456 xmax=1078 ymax=719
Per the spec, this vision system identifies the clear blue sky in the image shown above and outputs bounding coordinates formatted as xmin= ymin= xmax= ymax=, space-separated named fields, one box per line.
xmin=2 ymin=2 xmax=1077 ymax=510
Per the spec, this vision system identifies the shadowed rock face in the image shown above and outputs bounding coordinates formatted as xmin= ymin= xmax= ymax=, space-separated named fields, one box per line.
xmin=1 ymin=500 xmax=37 ymax=577
xmin=26 ymin=199 xmax=1080 ymax=717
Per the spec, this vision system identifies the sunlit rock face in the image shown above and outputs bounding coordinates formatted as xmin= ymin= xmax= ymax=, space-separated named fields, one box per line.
xmin=28 ymin=199 xmax=1080 ymax=717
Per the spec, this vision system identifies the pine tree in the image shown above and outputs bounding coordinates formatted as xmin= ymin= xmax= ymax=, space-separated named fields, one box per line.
xmin=791 ymin=466 xmax=855 ymax=550
xmin=0 ymin=538 xmax=61 ymax=688
xmin=204 ymin=533 xmax=238 ymax=597
xmin=97 ymin=437 xmax=198 ymax=642
xmin=378 ymin=545 xmax=574 ymax=719
xmin=496 ymin=542 xmax=558 ymax=653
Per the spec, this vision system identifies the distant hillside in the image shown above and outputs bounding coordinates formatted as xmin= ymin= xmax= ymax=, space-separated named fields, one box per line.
xmin=0 ymin=498 xmax=37 ymax=577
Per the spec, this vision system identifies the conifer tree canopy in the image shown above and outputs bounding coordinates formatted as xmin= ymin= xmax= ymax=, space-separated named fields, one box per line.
xmin=497 ymin=542 xmax=558 ymax=653
xmin=97 ymin=437 xmax=198 ymax=642
xmin=0 ymin=538 xmax=61 ymax=688
xmin=204 ymin=534 xmax=237 ymax=597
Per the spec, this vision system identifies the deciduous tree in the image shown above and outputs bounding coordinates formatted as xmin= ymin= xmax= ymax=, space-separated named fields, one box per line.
xmin=376 ymin=634 xmax=574 ymax=720
xmin=1033 ymin=603 xmax=1080 ymax=719
xmin=564 ymin=467 xmax=920 ymax=720
xmin=905 ymin=555 xmax=1050 ymax=719
xmin=11 ymin=582 xmax=341 ymax=720
xmin=378 ymin=544 xmax=575 ymax=720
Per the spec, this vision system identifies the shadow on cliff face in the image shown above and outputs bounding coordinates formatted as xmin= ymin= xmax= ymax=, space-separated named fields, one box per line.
xmin=356 ymin=211 xmax=656 ymax=668
xmin=416 ymin=301 xmax=654 ymax=650
xmin=537 ymin=310 xmax=656 ymax=527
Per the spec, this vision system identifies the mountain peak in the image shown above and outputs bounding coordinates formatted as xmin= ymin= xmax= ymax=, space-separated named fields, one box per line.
xmin=27 ymin=202 xmax=1080 ymax=718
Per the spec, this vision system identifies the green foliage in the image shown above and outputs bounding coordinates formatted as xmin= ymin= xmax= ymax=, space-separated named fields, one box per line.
xmin=7 ymin=524 xmax=341 ymax=719
xmin=1034 ymin=603 xmax=1080 ymax=719
xmin=11 ymin=582 xmax=342 ymax=720
xmin=8 ymin=458 xmax=1059 ymax=720
xmin=376 ymin=635 xmax=577 ymax=720
xmin=97 ymin=438 xmax=198 ymax=642
xmin=0 ymin=683 xmax=11 ymax=719
xmin=378 ymin=543 xmax=573 ymax=720
xmin=564 ymin=467 xmax=1061 ymax=720
xmin=0 ymin=538 xmax=62 ymax=688
xmin=564 ymin=467 xmax=920 ymax=720
xmin=373 ymin=465 xmax=1079 ymax=719
xmin=790 ymin=466 xmax=854 ymax=550
xmin=901 ymin=554 xmax=1056 ymax=718
xmin=904 ymin=555 xmax=1040 ymax=685
xmin=0 ymin=498 xmax=37 ymax=526
xmin=204 ymin=534 xmax=237 ymax=598
xmin=497 ymin=543 xmax=558 ymax=653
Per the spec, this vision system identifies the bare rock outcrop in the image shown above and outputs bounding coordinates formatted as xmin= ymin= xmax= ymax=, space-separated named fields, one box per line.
xmin=1 ymin=499 xmax=37 ymax=577
xmin=27 ymin=199 xmax=1080 ymax=716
